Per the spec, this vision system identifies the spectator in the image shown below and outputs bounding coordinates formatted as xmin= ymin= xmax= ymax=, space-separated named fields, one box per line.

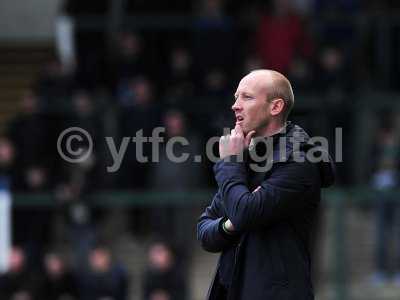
xmin=54 ymin=146 xmax=97 ymax=273
xmin=370 ymin=123 xmax=400 ymax=286
xmin=0 ymin=247 xmax=37 ymax=300
xmin=62 ymin=90 xmax=105 ymax=191
xmin=37 ymin=252 xmax=78 ymax=300
xmin=164 ymin=47 xmax=195 ymax=108
xmin=193 ymin=0 xmax=235 ymax=79
xmin=0 ymin=137 xmax=14 ymax=189
xmin=7 ymin=90 xmax=50 ymax=192
xmin=7 ymin=92 xmax=53 ymax=267
xmin=35 ymin=58 xmax=76 ymax=111
xmin=150 ymin=110 xmax=204 ymax=244
xmin=255 ymin=0 xmax=313 ymax=80
xmin=79 ymin=245 xmax=128 ymax=300
xmin=194 ymin=69 xmax=232 ymax=136
xmin=114 ymin=32 xmax=148 ymax=87
xmin=118 ymin=76 xmax=161 ymax=189
xmin=315 ymin=45 xmax=352 ymax=96
xmin=117 ymin=77 xmax=162 ymax=235
xmin=142 ymin=242 xmax=187 ymax=300
xmin=55 ymin=92 xmax=101 ymax=269
xmin=152 ymin=109 xmax=203 ymax=188
xmin=0 ymin=138 xmax=13 ymax=274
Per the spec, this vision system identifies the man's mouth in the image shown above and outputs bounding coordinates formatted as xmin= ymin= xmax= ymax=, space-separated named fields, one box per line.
xmin=236 ymin=115 xmax=244 ymax=124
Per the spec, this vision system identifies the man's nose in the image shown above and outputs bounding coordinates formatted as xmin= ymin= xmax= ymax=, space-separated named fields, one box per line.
xmin=232 ymin=99 xmax=241 ymax=111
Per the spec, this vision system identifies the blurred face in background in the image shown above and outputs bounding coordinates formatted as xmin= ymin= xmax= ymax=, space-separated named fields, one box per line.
xmin=170 ymin=48 xmax=191 ymax=73
xmin=320 ymin=47 xmax=343 ymax=72
xmin=9 ymin=247 xmax=25 ymax=273
xmin=130 ymin=78 xmax=153 ymax=106
xmin=20 ymin=91 xmax=38 ymax=115
xmin=44 ymin=253 xmax=65 ymax=278
xmin=119 ymin=32 xmax=141 ymax=58
xmin=73 ymin=91 xmax=93 ymax=117
xmin=89 ymin=248 xmax=112 ymax=273
xmin=150 ymin=290 xmax=171 ymax=300
xmin=164 ymin=111 xmax=185 ymax=137
xmin=0 ymin=137 xmax=14 ymax=167
xmin=25 ymin=167 xmax=46 ymax=189
xmin=205 ymin=70 xmax=226 ymax=93
xmin=148 ymin=243 xmax=173 ymax=271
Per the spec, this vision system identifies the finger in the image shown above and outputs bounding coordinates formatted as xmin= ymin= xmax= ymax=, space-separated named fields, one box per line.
xmin=231 ymin=129 xmax=235 ymax=136
xmin=235 ymin=124 xmax=243 ymax=137
xmin=222 ymin=128 xmax=231 ymax=136
xmin=245 ymin=130 xmax=256 ymax=146
xmin=220 ymin=134 xmax=230 ymax=143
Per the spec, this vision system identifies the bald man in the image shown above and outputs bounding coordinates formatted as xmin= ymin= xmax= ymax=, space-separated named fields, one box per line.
xmin=197 ymin=70 xmax=335 ymax=300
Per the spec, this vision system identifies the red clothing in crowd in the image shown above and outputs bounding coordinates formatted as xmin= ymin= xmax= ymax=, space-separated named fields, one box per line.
xmin=256 ymin=13 xmax=313 ymax=74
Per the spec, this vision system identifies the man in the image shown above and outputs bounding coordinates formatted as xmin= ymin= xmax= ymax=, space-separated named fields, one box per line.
xmin=197 ymin=69 xmax=335 ymax=300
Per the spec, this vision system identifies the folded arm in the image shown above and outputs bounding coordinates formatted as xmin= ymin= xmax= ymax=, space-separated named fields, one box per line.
xmin=197 ymin=191 xmax=240 ymax=253
xmin=214 ymin=157 xmax=318 ymax=232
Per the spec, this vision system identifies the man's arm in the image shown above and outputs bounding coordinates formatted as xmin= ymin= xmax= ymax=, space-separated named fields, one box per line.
xmin=197 ymin=191 xmax=239 ymax=253
xmin=214 ymin=157 xmax=319 ymax=232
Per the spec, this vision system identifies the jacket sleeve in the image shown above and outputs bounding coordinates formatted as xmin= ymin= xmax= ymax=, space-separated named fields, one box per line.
xmin=214 ymin=157 xmax=319 ymax=232
xmin=197 ymin=191 xmax=239 ymax=253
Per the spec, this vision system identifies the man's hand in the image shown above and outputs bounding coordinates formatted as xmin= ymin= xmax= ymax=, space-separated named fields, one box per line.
xmin=224 ymin=219 xmax=235 ymax=232
xmin=219 ymin=125 xmax=255 ymax=159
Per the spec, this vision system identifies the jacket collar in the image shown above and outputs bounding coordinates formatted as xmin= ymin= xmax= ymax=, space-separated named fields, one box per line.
xmin=247 ymin=121 xmax=311 ymax=165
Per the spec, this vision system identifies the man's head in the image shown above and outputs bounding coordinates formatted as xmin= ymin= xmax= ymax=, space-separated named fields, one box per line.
xmin=232 ymin=69 xmax=294 ymax=137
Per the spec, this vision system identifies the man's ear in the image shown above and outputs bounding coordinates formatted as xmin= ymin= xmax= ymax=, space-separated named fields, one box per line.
xmin=270 ymin=98 xmax=285 ymax=116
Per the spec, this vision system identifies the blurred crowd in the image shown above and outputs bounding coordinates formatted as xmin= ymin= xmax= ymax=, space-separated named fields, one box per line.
xmin=0 ymin=242 xmax=187 ymax=300
xmin=2 ymin=0 xmax=400 ymax=298
xmin=1 ymin=0 xmax=378 ymax=192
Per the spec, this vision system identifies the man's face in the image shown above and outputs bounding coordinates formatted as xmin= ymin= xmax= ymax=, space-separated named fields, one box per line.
xmin=232 ymin=73 xmax=271 ymax=135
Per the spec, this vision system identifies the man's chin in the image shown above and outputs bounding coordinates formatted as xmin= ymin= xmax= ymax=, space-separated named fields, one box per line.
xmin=242 ymin=127 xmax=254 ymax=136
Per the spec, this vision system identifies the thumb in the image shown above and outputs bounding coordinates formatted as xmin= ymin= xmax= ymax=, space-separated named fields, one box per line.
xmin=245 ymin=130 xmax=256 ymax=147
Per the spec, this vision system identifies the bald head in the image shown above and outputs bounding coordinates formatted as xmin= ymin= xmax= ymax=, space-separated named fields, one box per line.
xmin=247 ymin=69 xmax=294 ymax=121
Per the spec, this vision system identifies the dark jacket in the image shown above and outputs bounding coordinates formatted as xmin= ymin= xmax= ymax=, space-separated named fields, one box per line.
xmin=197 ymin=122 xmax=335 ymax=300
xmin=142 ymin=266 xmax=187 ymax=300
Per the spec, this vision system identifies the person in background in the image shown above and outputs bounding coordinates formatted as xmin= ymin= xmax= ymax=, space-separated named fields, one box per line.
xmin=34 ymin=58 xmax=76 ymax=109
xmin=150 ymin=109 xmax=204 ymax=247
xmin=114 ymin=32 xmax=148 ymax=89
xmin=255 ymin=0 xmax=313 ymax=84
xmin=118 ymin=77 xmax=161 ymax=234
xmin=37 ymin=252 xmax=78 ymax=300
xmin=193 ymin=0 xmax=235 ymax=80
xmin=0 ymin=247 xmax=37 ymax=300
xmin=7 ymin=91 xmax=53 ymax=269
xmin=0 ymin=137 xmax=14 ymax=190
xmin=142 ymin=242 xmax=187 ymax=300
xmin=370 ymin=121 xmax=400 ymax=286
xmin=164 ymin=47 xmax=195 ymax=108
xmin=7 ymin=90 xmax=49 ymax=192
xmin=79 ymin=245 xmax=128 ymax=300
